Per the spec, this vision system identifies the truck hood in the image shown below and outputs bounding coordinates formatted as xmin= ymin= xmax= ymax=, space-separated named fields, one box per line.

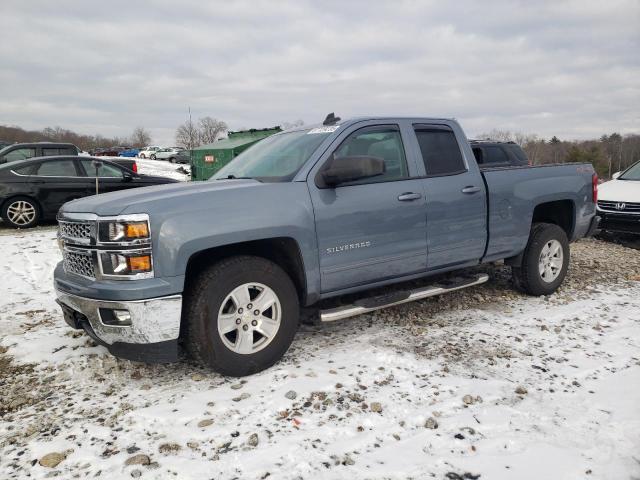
xmin=61 ymin=179 xmax=262 ymax=216
xmin=599 ymin=179 xmax=640 ymax=203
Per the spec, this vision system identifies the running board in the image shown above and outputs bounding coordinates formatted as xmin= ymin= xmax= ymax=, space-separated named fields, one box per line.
xmin=319 ymin=273 xmax=489 ymax=322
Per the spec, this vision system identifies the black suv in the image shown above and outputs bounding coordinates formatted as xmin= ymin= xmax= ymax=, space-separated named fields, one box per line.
xmin=469 ymin=140 xmax=529 ymax=168
xmin=0 ymin=142 xmax=79 ymax=164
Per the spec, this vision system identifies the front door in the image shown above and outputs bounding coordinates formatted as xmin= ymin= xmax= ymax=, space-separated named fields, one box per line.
xmin=308 ymin=123 xmax=428 ymax=293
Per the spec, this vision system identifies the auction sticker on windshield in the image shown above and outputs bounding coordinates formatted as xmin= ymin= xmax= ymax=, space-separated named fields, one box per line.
xmin=307 ymin=126 xmax=340 ymax=134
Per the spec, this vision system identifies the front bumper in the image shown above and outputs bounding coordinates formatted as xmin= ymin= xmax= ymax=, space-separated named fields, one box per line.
xmin=55 ymin=288 xmax=182 ymax=363
xmin=597 ymin=211 xmax=640 ymax=235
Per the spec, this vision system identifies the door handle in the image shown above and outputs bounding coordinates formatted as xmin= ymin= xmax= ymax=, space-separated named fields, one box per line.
xmin=461 ymin=186 xmax=481 ymax=194
xmin=397 ymin=192 xmax=422 ymax=201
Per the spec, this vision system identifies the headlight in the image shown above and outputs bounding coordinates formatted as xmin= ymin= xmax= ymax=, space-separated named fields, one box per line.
xmin=99 ymin=251 xmax=153 ymax=277
xmin=98 ymin=218 xmax=150 ymax=243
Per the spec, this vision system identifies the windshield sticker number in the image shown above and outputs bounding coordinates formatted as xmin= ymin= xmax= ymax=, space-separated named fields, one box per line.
xmin=307 ymin=126 xmax=340 ymax=134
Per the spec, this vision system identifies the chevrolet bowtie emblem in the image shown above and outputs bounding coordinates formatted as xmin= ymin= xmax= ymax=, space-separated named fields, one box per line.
xmin=615 ymin=202 xmax=626 ymax=211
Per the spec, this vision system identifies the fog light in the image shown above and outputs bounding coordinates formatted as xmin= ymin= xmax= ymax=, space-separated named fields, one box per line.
xmin=99 ymin=308 xmax=132 ymax=326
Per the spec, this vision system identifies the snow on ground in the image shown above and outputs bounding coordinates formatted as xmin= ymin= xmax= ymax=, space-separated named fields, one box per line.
xmin=94 ymin=156 xmax=191 ymax=182
xmin=1 ymin=229 xmax=639 ymax=480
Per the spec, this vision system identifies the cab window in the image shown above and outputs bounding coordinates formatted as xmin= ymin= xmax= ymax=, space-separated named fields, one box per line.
xmin=331 ymin=126 xmax=408 ymax=184
xmin=414 ymin=128 xmax=466 ymax=176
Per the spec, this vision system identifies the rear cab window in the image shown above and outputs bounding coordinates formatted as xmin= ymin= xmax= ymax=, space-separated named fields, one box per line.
xmin=413 ymin=126 xmax=466 ymax=176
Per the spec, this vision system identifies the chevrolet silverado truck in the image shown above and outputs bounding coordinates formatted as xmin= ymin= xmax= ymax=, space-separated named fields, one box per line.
xmin=54 ymin=116 xmax=600 ymax=376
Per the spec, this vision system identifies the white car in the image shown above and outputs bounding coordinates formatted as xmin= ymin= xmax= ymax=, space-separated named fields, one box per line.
xmin=154 ymin=147 xmax=185 ymax=161
xmin=138 ymin=146 xmax=163 ymax=159
xmin=597 ymin=160 xmax=640 ymax=234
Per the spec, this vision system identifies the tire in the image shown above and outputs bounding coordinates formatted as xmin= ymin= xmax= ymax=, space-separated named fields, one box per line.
xmin=150 ymin=154 xmax=156 ymax=160
xmin=184 ymin=255 xmax=300 ymax=376
xmin=169 ymin=157 xmax=176 ymax=163
xmin=512 ymin=223 xmax=570 ymax=296
xmin=1 ymin=196 xmax=41 ymax=228
xmin=139 ymin=153 xmax=146 ymax=159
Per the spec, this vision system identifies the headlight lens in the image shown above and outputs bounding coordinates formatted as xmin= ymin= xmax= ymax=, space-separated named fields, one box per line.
xmin=99 ymin=220 xmax=150 ymax=243
xmin=100 ymin=251 xmax=153 ymax=276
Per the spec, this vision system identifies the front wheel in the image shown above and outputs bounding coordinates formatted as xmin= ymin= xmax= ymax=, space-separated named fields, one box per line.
xmin=150 ymin=154 xmax=156 ymax=160
xmin=184 ymin=256 xmax=299 ymax=376
xmin=139 ymin=153 xmax=146 ymax=159
xmin=2 ymin=197 xmax=41 ymax=228
xmin=169 ymin=157 xmax=176 ymax=163
xmin=512 ymin=223 xmax=570 ymax=296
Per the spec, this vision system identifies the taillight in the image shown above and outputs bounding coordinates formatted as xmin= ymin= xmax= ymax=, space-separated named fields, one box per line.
xmin=592 ymin=173 xmax=598 ymax=203
xmin=132 ymin=162 xmax=138 ymax=173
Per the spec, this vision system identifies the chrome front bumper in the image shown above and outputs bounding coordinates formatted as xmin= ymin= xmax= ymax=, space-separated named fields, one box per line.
xmin=55 ymin=289 xmax=182 ymax=345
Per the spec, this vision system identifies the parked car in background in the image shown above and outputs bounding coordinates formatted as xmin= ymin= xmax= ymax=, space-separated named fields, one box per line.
xmin=469 ymin=140 xmax=529 ymax=168
xmin=0 ymin=141 xmax=12 ymax=149
xmin=94 ymin=146 xmax=128 ymax=157
xmin=119 ymin=148 xmax=140 ymax=158
xmin=171 ymin=150 xmax=191 ymax=164
xmin=154 ymin=147 xmax=184 ymax=161
xmin=0 ymin=142 xmax=79 ymax=164
xmin=138 ymin=146 xmax=163 ymax=159
xmin=0 ymin=156 xmax=178 ymax=228
xmin=597 ymin=160 xmax=640 ymax=234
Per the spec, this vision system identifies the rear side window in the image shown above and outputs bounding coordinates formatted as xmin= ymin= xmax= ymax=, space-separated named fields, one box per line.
xmin=483 ymin=146 xmax=510 ymax=165
xmin=504 ymin=144 xmax=528 ymax=165
xmin=4 ymin=148 xmax=36 ymax=162
xmin=42 ymin=148 xmax=60 ymax=156
xmin=414 ymin=128 xmax=466 ymax=176
xmin=34 ymin=160 xmax=78 ymax=176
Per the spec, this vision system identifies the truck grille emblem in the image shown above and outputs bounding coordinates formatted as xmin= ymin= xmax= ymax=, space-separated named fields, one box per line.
xmin=615 ymin=202 xmax=626 ymax=211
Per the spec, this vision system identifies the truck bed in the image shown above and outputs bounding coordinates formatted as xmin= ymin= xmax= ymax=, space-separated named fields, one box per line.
xmin=481 ymin=163 xmax=596 ymax=262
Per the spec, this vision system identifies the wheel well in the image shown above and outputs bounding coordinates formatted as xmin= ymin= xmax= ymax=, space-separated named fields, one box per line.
xmin=184 ymin=237 xmax=307 ymax=302
xmin=531 ymin=200 xmax=574 ymax=238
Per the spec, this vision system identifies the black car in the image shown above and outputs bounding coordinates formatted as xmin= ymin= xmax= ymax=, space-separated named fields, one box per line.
xmin=0 ymin=156 xmax=179 ymax=228
xmin=170 ymin=150 xmax=191 ymax=164
xmin=469 ymin=140 xmax=529 ymax=168
xmin=0 ymin=142 xmax=80 ymax=164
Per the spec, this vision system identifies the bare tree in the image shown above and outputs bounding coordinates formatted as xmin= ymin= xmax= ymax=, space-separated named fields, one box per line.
xmin=130 ymin=127 xmax=151 ymax=147
xmin=175 ymin=119 xmax=200 ymax=150
xmin=198 ymin=117 xmax=228 ymax=145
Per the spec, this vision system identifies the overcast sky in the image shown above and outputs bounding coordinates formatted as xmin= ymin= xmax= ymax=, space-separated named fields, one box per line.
xmin=1 ymin=0 xmax=638 ymax=144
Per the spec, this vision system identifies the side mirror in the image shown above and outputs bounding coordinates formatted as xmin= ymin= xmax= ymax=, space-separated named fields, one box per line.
xmin=612 ymin=171 xmax=621 ymax=180
xmin=320 ymin=155 xmax=385 ymax=187
xmin=123 ymin=172 xmax=133 ymax=182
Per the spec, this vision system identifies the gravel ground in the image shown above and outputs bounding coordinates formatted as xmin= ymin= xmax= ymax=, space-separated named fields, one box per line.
xmin=1 ymin=234 xmax=639 ymax=479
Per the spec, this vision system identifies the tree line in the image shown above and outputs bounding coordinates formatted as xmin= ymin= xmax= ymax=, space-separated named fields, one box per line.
xmin=477 ymin=130 xmax=640 ymax=178
xmin=0 ymin=125 xmax=153 ymax=151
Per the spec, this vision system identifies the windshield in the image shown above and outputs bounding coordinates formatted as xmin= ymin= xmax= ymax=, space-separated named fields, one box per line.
xmin=212 ymin=129 xmax=332 ymax=182
xmin=619 ymin=161 xmax=640 ymax=180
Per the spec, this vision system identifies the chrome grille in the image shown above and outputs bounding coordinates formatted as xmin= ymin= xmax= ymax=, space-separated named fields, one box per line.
xmin=59 ymin=220 xmax=92 ymax=243
xmin=598 ymin=200 xmax=640 ymax=214
xmin=63 ymin=250 xmax=95 ymax=278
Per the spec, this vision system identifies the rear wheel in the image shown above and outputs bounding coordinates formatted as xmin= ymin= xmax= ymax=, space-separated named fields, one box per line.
xmin=184 ymin=256 xmax=299 ymax=376
xmin=512 ymin=223 xmax=569 ymax=296
xmin=169 ymin=157 xmax=176 ymax=163
xmin=2 ymin=197 xmax=41 ymax=228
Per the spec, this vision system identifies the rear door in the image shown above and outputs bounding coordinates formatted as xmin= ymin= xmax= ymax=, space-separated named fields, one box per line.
xmin=28 ymin=158 xmax=90 ymax=216
xmin=411 ymin=124 xmax=487 ymax=269
xmin=308 ymin=121 xmax=428 ymax=293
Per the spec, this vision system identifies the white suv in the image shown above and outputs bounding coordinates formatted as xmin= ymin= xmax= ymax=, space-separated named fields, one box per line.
xmin=138 ymin=146 xmax=163 ymax=159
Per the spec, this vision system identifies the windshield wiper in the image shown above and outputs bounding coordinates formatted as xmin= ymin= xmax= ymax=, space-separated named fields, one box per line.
xmin=216 ymin=174 xmax=261 ymax=182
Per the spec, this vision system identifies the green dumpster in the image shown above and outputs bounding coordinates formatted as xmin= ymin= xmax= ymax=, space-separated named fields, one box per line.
xmin=190 ymin=127 xmax=281 ymax=181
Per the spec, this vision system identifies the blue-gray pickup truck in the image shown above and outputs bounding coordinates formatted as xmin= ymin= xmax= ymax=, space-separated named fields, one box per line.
xmin=54 ymin=116 xmax=600 ymax=376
